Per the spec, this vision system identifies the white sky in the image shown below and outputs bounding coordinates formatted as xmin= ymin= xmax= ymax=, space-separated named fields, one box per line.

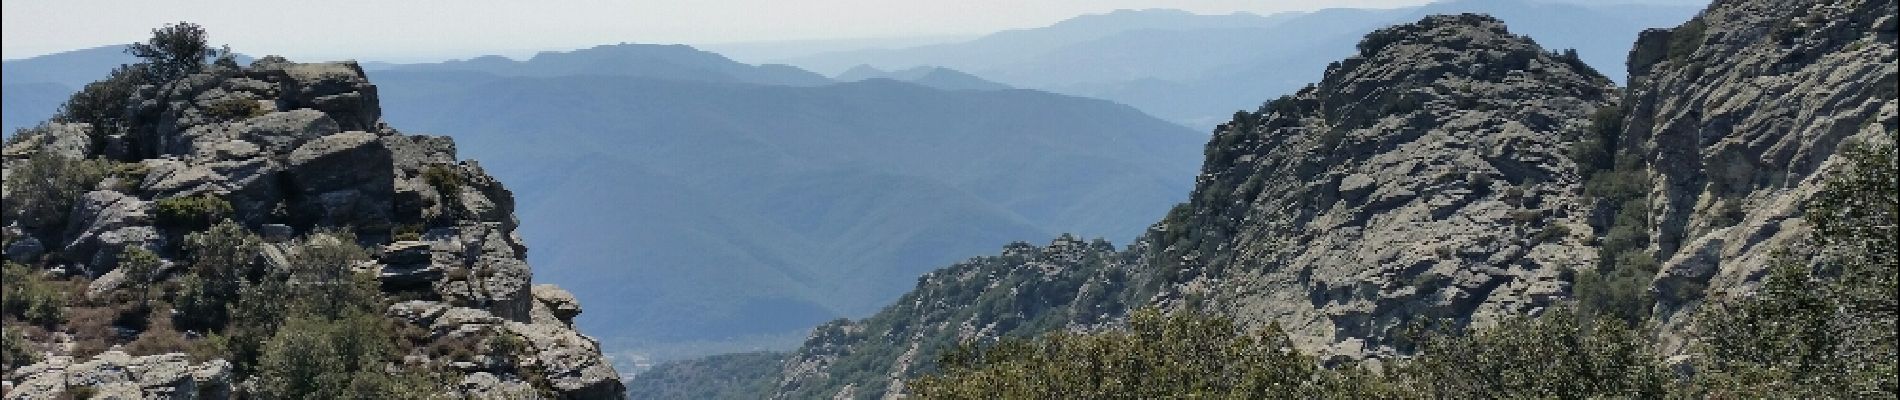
xmin=3 ymin=0 xmax=1430 ymax=62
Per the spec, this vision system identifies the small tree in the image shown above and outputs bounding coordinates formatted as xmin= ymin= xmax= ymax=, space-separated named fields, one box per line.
xmin=125 ymin=22 xmax=223 ymax=83
xmin=118 ymin=247 xmax=163 ymax=309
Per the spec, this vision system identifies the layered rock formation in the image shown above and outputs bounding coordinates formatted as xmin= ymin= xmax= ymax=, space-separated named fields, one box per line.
xmin=2 ymin=57 xmax=623 ymax=398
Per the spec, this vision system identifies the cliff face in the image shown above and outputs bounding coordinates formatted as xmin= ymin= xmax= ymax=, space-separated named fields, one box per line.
xmin=1621 ymin=0 xmax=1896 ymax=346
xmin=2 ymin=58 xmax=624 ymax=398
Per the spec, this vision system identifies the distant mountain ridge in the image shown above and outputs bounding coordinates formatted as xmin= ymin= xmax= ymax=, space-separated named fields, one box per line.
xmin=778 ymin=0 xmax=1702 ymax=127
xmin=381 ymin=43 xmax=833 ymax=86
xmin=834 ymin=65 xmax=1012 ymax=91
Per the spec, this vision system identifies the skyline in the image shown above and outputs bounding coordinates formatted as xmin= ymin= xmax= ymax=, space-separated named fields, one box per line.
xmin=2 ymin=0 xmax=1440 ymax=62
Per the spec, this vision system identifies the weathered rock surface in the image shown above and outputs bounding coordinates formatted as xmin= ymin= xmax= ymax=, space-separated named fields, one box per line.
xmin=1156 ymin=13 xmax=1614 ymax=360
xmin=2 ymin=57 xmax=622 ymax=398
xmin=1620 ymin=0 xmax=1897 ymax=348
xmin=2 ymin=351 xmax=232 ymax=400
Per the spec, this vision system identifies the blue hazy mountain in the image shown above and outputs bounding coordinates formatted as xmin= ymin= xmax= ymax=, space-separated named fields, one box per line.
xmin=366 ymin=56 xmax=1202 ymax=360
xmin=835 ymin=65 xmax=1012 ymax=91
xmin=381 ymin=43 xmax=834 ymax=86
xmin=778 ymin=0 xmax=1700 ymax=127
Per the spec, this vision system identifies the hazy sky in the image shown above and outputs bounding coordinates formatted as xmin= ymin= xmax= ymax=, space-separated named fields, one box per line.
xmin=3 ymin=0 xmax=1431 ymax=62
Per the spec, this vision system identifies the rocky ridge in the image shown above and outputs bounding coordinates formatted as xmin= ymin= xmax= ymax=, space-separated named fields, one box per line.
xmin=2 ymin=57 xmax=624 ymax=398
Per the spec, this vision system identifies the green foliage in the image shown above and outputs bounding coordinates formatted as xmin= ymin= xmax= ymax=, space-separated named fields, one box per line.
xmin=1569 ymin=104 xmax=1624 ymax=178
xmin=628 ymin=352 xmax=786 ymax=400
xmin=172 ymin=221 xmax=261 ymax=331
xmin=1 ymin=326 xmax=35 ymax=370
xmin=203 ymin=98 xmax=266 ymax=122
xmin=154 ymin=195 xmax=234 ymax=231
xmin=1667 ymin=19 xmax=1707 ymax=62
xmin=1691 ymin=134 xmax=1898 ymax=397
xmin=55 ymin=65 xmax=146 ymax=139
xmin=125 ymin=22 xmax=222 ymax=83
xmin=2 ymin=262 xmax=69 ymax=326
xmin=0 ymin=151 xmax=109 ymax=237
xmin=254 ymin=311 xmax=444 ymax=399
xmin=423 ymin=164 xmax=465 ymax=195
xmin=1395 ymin=308 xmax=1671 ymax=398
xmin=910 ymin=309 xmax=1398 ymax=399
xmin=117 ymin=247 xmax=163 ymax=308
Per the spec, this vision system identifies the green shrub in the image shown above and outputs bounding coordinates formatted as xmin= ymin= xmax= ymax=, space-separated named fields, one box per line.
xmin=203 ymin=98 xmax=266 ymax=121
xmin=422 ymin=164 xmax=464 ymax=195
xmin=172 ymin=221 xmax=260 ymax=331
xmin=910 ymin=309 xmax=1399 ymax=399
xmin=154 ymin=195 xmax=233 ymax=231
xmin=1396 ymin=308 xmax=1670 ymax=398
xmin=3 ymin=262 xmax=69 ymax=326
xmin=126 ymin=22 xmax=223 ymax=83
xmin=56 ymin=65 xmax=146 ymax=141
xmin=1667 ymin=19 xmax=1707 ymax=62
xmin=1 ymin=326 xmax=36 ymax=370
xmin=1 ymin=151 xmax=110 ymax=235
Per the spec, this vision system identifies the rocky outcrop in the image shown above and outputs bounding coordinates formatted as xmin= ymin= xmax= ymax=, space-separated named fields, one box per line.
xmin=773 ymin=236 xmax=1146 ymax=399
xmin=3 ymin=352 xmax=232 ymax=400
xmin=1 ymin=57 xmax=622 ymax=398
xmin=1619 ymin=0 xmax=1897 ymax=348
xmin=1152 ymin=13 xmax=1615 ymax=360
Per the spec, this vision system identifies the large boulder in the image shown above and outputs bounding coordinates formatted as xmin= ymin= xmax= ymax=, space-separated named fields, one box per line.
xmin=285 ymin=131 xmax=394 ymax=226
xmin=267 ymin=62 xmax=381 ymax=132
xmin=427 ymin=224 xmax=533 ymax=322
xmin=239 ymin=109 xmax=341 ymax=154
xmin=532 ymin=284 xmax=583 ymax=325
xmin=505 ymin=321 xmax=627 ymax=399
xmin=60 ymin=191 xmax=157 ymax=272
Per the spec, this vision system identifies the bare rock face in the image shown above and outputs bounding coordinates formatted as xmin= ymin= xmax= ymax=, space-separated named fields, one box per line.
xmin=1619 ymin=0 xmax=1898 ymax=348
xmin=1153 ymin=13 xmax=1616 ymax=360
xmin=1 ymin=57 xmax=622 ymax=398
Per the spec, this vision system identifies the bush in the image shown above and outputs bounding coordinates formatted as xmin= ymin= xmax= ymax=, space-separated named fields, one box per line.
xmin=118 ymin=247 xmax=163 ymax=307
xmin=1396 ymin=307 xmax=1670 ymax=398
xmin=909 ymin=309 xmax=1398 ymax=399
xmin=126 ymin=22 xmax=223 ymax=83
xmin=0 ymin=151 xmax=109 ymax=235
xmin=254 ymin=311 xmax=443 ymax=399
xmin=3 ymin=262 xmax=69 ymax=326
xmin=154 ymin=195 xmax=233 ymax=231
xmin=172 ymin=221 xmax=260 ymax=331
xmin=1 ymin=326 xmax=36 ymax=370
xmin=203 ymin=98 xmax=266 ymax=121
xmin=422 ymin=164 xmax=465 ymax=195
xmin=56 ymin=65 xmax=146 ymax=140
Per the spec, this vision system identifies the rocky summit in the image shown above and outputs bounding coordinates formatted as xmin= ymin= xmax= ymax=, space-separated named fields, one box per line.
xmin=2 ymin=57 xmax=623 ymax=398
xmin=1157 ymin=13 xmax=1617 ymax=359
